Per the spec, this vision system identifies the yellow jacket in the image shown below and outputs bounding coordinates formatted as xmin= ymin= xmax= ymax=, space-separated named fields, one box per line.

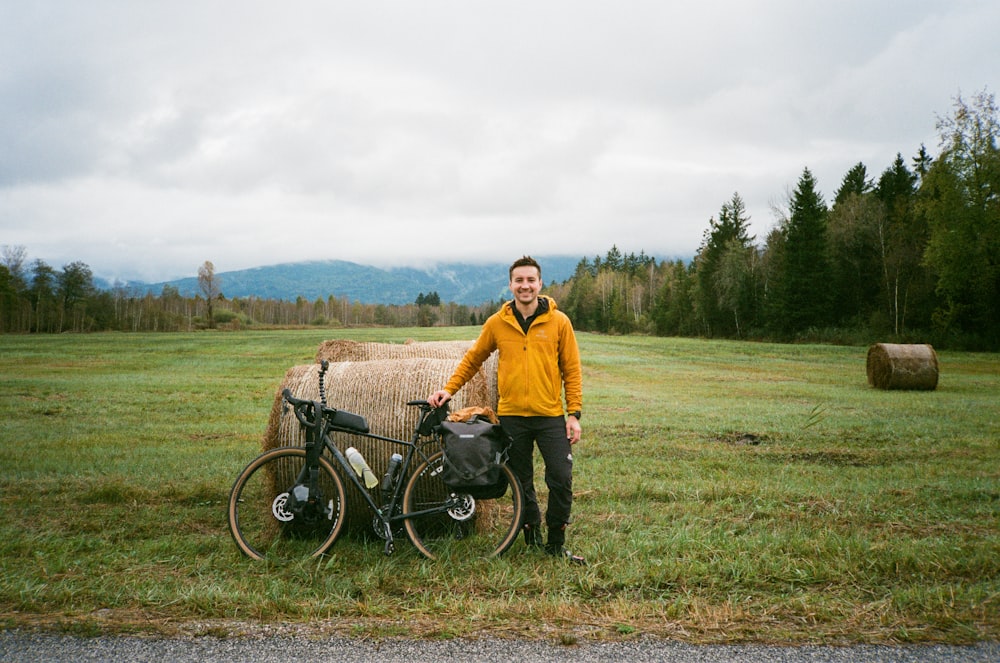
xmin=444 ymin=296 xmax=582 ymax=418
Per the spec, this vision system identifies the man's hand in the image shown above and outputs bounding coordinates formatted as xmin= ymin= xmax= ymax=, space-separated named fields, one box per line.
xmin=427 ymin=390 xmax=452 ymax=408
xmin=566 ymin=415 xmax=582 ymax=444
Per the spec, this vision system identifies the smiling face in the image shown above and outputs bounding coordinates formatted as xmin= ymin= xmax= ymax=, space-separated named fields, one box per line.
xmin=509 ymin=264 xmax=542 ymax=310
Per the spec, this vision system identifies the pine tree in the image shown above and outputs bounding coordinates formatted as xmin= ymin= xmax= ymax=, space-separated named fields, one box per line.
xmin=912 ymin=144 xmax=933 ymax=182
xmin=693 ymin=192 xmax=754 ymax=336
xmin=834 ymin=162 xmax=873 ymax=206
xmin=827 ymin=163 xmax=882 ymax=328
xmin=773 ymin=168 xmax=831 ymax=335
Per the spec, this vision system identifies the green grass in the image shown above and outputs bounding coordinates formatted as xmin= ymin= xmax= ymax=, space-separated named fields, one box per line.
xmin=0 ymin=329 xmax=998 ymax=644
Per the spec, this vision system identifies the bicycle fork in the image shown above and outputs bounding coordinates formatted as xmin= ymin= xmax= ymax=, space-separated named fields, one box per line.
xmin=285 ymin=401 xmax=336 ymax=524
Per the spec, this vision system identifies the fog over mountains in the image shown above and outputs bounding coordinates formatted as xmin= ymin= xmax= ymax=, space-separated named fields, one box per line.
xmin=134 ymin=256 xmax=587 ymax=306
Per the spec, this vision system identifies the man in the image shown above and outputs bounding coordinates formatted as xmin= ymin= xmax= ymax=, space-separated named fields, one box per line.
xmin=428 ymin=256 xmax=585 ymax=564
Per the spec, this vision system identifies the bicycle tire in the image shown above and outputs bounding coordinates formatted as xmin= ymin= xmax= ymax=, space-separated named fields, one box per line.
xmin=228 ymin=447 xmax=347 ymax=561
xmin=402 ymin=450 xmax=523 ymax=560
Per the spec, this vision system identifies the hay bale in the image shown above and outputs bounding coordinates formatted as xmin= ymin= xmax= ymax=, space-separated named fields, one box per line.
xmin=315 ymin=339 xmax=474 ymax=363
xmin=866 ymin=343 xmax=939 ymax=390
xmin=313 ymin=338 xmax=497 ymax=414
xmin=262 ymin=355 xmax=498 ymax=533
xmin=266 ymin=358 xmax=494 ymax=451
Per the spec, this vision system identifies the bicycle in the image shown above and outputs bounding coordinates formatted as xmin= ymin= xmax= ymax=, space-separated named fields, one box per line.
xmin=227 ymin=360 xmax=525 ymax=562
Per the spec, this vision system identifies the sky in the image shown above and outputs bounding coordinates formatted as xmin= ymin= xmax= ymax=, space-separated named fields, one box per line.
xmin=2 ymin=1 xmax=998 ymax=284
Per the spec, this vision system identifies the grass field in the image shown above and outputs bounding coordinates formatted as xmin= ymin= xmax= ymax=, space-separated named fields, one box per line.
xmin=0 ymin=328 xmax=997 ymax=644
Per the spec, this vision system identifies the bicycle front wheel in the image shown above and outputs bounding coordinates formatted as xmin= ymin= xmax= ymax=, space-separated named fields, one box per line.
xmin=402 ymin=450 xmax=523 ymax=560
xmin=228 ymin=447 xmax=346 ymax=561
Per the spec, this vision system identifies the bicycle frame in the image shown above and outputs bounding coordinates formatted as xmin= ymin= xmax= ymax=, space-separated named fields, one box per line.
xmin=230 ymin=359 xmax=525 ymax=561
xmin=285 ymin=362 xmax=457 ymax=555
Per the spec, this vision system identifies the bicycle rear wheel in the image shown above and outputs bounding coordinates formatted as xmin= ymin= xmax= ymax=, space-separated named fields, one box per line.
xmin=402 ymin=450 xmax=523 ymax=560
xmin=228 ymin=447 xmax=346 ymax=561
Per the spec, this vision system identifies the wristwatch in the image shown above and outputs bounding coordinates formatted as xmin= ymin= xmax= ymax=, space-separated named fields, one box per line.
xmin=569 ymin=411 xmax=581 ymax=420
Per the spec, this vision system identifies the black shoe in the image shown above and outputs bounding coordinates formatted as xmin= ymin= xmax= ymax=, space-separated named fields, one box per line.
xmin=545 ymin=544 xmax=587 ymax=565
xmin=523 ymin=523 xmax=544 ymax=549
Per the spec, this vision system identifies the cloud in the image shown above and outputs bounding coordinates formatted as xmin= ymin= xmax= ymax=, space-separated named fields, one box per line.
xmin=1 ymin=1 xmax=998 ymax=282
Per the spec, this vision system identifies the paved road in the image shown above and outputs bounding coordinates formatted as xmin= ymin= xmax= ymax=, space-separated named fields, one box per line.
xmin=2 ymin=631 xmax=997 ymax=663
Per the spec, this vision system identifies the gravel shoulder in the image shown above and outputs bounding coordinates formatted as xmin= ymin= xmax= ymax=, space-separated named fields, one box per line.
xmin=3 ymin=630 xmax=998 ymax=663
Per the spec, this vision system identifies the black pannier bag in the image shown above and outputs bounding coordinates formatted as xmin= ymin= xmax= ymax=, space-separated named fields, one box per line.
xmin=439 ymin=416 xmax=511 ymax=500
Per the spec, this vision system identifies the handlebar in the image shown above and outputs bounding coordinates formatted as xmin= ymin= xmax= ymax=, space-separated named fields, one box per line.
xmin=282 ymin=388 xmax=314 ymax=428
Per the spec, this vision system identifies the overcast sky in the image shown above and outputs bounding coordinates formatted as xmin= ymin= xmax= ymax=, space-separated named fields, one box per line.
xmin=2 ymin=1 xmax=998 ymax=283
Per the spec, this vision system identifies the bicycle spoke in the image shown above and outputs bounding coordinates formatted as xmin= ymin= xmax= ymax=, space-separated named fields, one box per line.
xmin=402 ymin=451 xmax=523 ymax=560
xmin=228 ymin=448 xmax=346 ymax=561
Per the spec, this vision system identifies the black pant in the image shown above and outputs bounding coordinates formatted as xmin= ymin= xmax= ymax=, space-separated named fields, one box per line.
xmin=499 ymin=415 xmax=573 ymax=530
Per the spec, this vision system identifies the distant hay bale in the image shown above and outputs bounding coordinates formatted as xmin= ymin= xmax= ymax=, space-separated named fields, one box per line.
xmin=866 ymin=343 xmax=939 ymax=390
xmin=261 ymin=353 xmax=498 ymax=533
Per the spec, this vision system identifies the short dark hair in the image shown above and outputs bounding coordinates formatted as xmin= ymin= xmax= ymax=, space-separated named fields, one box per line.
xmin=509 ymin=256 xmax=542 ymax=280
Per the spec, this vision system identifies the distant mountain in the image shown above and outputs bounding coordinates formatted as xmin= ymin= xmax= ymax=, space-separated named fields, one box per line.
xmin=135 ymin=256 xmax=587 ymax=306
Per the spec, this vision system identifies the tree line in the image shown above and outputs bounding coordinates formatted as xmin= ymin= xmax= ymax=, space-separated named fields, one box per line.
xmin=0 ymin=254 xmax=496 ymax=333
xmin=550 ymin=90 xmax=999 ymax=350
xmin=2 ymin=91 xmax=997 ymax=349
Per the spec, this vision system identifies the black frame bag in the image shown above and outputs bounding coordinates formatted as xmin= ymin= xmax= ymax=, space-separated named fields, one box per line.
xmin=439 ymin=417 xmax=510 ymax=500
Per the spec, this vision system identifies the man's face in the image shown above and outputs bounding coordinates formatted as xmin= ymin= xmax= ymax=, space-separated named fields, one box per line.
xmin=509 ymin=265 xmax=542 ymax=305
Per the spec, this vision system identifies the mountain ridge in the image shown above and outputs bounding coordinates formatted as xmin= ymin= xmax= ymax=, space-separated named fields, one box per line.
xmin=133 ymin=256 xmax=588 ymax=306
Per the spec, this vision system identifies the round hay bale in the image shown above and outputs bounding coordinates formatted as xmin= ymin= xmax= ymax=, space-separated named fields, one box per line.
xmin=269 ymin=358 xmax=493 ymax=448
xmin=866 ymin=343 xmax=939 ymax=390
xmin=315 ymin=339 xmax=474 ymax=363
xmin=313 ymin=339 xmax=496 ymax=411
xmin=261 ymin=356 xmax=498 ymax=533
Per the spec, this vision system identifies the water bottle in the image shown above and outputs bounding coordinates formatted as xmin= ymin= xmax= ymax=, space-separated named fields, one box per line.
xmin=346 ymin=447 xmax=379 ymax=489
xmin=381 ymin=453 xmax=403 ymax=498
